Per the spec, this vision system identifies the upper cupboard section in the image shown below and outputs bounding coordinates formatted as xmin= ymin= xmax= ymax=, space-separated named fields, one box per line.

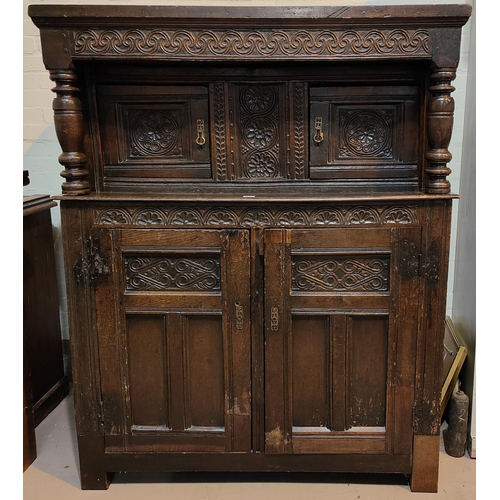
xmin=88 ymin=63 xmax=423 ymax=192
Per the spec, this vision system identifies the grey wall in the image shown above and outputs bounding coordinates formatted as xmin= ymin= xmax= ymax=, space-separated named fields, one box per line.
xmin=451 ymin=0 xmax=476 ymax=458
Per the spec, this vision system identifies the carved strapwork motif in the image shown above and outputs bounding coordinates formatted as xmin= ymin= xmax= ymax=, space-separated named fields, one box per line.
xmin=292 ymin=256 xmax=389 ymax=292
xmin=94 ymin=205 xmax=419 ymax=227
xmin=124 ymin=255 xmax=221 ymax=291
xmin=49 ymin=70 xmax=90 ymax=195
xmin=425 ymin=68 xmax=456 ymax=194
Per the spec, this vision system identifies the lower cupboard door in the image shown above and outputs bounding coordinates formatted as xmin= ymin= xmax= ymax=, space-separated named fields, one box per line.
xmin=93 ymin=228 xmax=251 ymax=453
xmin=264 ymin=227 xmax=421 ymax=456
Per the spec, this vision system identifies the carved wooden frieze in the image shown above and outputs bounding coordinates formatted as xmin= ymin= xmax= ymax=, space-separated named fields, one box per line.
xmin=292 ymin=256 xmax=389 ymax=292
xmin=125 ymin=255 xmax=221 ymax=291
xmin=74 ymin=28 xmax=430 ymax=60
xmin=94 ymin=205 xmax=418 ymax=228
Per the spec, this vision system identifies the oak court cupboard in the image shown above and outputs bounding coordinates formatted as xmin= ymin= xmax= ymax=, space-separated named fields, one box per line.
xmin=28 ymin=3 xmax=472 ymax=493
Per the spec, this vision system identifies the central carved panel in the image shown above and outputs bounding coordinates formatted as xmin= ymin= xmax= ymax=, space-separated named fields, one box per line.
xmin=231 ymin=84 xmax=286 ymax=180
xmin=292 ymin=256 xmax=389 ymax=292
xmin=124 ymin=255 xmax=221 ymax=291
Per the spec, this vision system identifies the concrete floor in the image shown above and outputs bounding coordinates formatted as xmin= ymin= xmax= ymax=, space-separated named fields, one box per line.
xmin=23 ymin=393 xmax=476 ymax=499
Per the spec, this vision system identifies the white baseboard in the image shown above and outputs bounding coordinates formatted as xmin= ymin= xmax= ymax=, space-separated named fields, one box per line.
xmin=468 ymin=434 xmax=476 ymax=459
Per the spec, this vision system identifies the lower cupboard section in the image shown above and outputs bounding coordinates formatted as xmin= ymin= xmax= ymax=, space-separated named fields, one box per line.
xmin=63 ymin=203 xmax=452 ymax=492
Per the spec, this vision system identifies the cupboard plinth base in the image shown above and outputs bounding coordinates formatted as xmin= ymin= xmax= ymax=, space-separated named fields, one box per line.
xmin=410 ymin=435 xmax=440 ymax=493
xmin=78 ymin=436 xmax=114 ymax=490
xmin=76 ymin=439 xmax=414 ymax=489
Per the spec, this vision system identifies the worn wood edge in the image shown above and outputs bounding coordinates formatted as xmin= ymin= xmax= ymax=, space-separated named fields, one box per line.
xmin=410 ymin=434 xmax=440 ymax=492
xmin=414 ymin=200 xmax=453 ymax=436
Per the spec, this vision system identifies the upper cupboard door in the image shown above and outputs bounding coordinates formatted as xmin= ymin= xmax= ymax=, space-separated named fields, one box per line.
xmin=264 ymin=227 xmax=421 ymax=456
xmin=309 ymin=86 xmax=420 ymax=190
xmin=96 ymin=85 xmax=211 ymax=186
xmin=92 ymin=228 xmax=251 ymax=453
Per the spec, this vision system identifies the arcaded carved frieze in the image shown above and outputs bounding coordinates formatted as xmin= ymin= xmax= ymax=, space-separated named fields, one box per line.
xmin=94 ymin=205 xmax=419 ymax=228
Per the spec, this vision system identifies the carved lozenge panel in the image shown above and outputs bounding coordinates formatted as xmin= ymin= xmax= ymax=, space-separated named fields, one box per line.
xmin=125 ymin=255 xmax=221 ymax=291
xmin=292 ymin=256 xmax=389 ymax=292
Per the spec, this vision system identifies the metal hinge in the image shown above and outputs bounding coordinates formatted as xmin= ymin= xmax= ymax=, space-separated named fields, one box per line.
xmin=422 ymin=252 xmax=441 ymax=284
xmin=401 ymin=238 xmax=422 ymax=278
xmin=75 ymin=234 xmax=110 ymax=282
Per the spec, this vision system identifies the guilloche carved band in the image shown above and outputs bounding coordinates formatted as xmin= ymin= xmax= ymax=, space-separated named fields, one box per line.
xmin=74 ymin=28 xmax=430 ymax=59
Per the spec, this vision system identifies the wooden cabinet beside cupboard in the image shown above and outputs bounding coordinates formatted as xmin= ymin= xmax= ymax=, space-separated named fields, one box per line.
xmin=29 ymin=3 xmax=471 ymax=492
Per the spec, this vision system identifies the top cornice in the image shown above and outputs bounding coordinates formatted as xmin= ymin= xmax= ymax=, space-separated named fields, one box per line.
xmin=28 ymin=4 xmax=472 ymax=67
xmin=28 ymin=4 xmax=472 ymax=28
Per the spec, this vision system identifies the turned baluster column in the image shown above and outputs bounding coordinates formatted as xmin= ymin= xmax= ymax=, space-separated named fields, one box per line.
xmin=50 ymin=70 xmax=91 ymax=195
xmin=425 ymin=67 xmax=457 ymax=194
